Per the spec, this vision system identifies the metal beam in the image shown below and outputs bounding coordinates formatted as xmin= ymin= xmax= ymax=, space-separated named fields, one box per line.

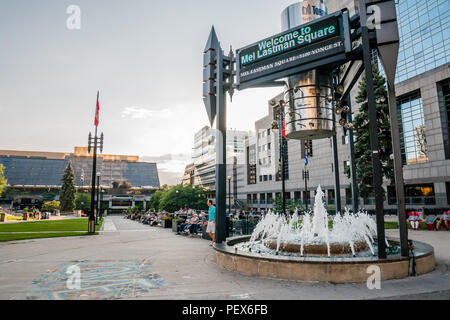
xmin=359 ymin=0 xmax=386 ymax=259
xmin=215 ymin=47 xmax=227 ymax=244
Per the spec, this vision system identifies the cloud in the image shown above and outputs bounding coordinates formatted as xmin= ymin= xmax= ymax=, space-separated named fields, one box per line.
xmin=141 ymin=153 xmax=191 ymax=186
xmin=121 ymin=107 xmax=170 ymax=119
xmin=158 ymin=170 xmax=184 ymax=186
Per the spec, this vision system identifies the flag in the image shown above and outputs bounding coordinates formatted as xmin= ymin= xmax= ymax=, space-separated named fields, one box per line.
xmin=282 ymin=117 xmax=286 ymax=139
xmin=305 ymin=150 xmax=309 ymax=166
xmin=94 ymin=91 xmax=100 ymax=127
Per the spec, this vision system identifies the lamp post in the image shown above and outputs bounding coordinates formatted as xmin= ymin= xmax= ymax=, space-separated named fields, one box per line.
xmin=96 ymin=172 xmax=101 ymax=224
xmin=303 ymin=169 xmax=309 ymax=210
xmin=227 ymin=176 xmax=231 ymax=216
xmin=271 ymin=101 xmax=287 ymax=216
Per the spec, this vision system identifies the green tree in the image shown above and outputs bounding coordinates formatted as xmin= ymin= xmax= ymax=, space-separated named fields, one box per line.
xmin=42 ymin=200 xmax=61 ymax=212
xmin=60 ymin=161 xmax=77 ymax=212
xmin=0 ymin=164 xmax=7 ymax=197
xmin=273 ymin=195 xmax=303 ymax=213
xmin=348 ymin=63 xmax=394 ymax=198
xmin=148 ymin=189 xmax=164 ymax=211
xmin=158 ymin=185 xmax=208 ymax=212
xmin=75 ymin=193 xmax=91 ymax=211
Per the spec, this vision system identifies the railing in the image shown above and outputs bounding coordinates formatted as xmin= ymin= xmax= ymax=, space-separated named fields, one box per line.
xmin=229 ymin=216 xmax=261 ymax=236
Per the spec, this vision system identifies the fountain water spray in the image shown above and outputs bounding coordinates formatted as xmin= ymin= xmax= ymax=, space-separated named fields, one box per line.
xmin=245 ymin=185 xmax=388 ymax=257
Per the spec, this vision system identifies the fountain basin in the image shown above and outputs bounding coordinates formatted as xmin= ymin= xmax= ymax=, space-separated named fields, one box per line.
xmin=213 ymin=236 xmax=435 ymax=283
xmin=264 ymin=239 xmax=368 ymax=255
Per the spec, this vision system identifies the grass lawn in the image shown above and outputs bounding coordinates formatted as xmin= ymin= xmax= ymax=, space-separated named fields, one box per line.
xmin=0 ymin=218 xmax=103 ymax=242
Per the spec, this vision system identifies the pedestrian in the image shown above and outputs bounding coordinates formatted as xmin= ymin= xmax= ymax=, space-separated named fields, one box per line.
xmin=206 ymin=200 xmax=216 ymax=246
xmin=436 ymin=210 xmax=450 ymax=230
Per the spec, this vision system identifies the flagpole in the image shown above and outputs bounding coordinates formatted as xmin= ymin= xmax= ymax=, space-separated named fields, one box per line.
xmin=88 ymin=91 xmax=99 ymax=234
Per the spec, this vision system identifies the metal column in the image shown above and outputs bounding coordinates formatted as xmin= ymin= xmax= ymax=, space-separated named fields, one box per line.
xmin=215 ymin=48 xmax=227 ymax=244
xmin=387 ymin=84 xmax=408 ymax=256
xmin=359 ymin=0 xmax=386 ymax=258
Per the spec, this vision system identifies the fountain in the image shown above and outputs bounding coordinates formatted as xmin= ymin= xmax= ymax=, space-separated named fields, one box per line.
xmin=245 ymin=186 xmax=387 ymax=257
xmin=213 ymin=186 xmax=435 ymax=283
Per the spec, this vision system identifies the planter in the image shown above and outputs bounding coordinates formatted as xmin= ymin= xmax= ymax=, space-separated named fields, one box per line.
xmin=163 ymin=219 xmax=172 ymax=229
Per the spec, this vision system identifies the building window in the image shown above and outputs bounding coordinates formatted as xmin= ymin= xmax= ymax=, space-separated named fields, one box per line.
xmin=267 ymin=129 xmax=271 ymax=136
xmin=260 ymin=193 xmax=266 ymax=204
xmin=327 ymin=189 xmax=335 ymax=205
xmin=397 ymin=91 xmax=428 ymax=165
xmin=438 ymin=78 xmax=450 ymax=159
xmin=247 ymin=145 xmax=257 ymax=185
xmin=268 ymin=143 xmax=271 ymax=150
xmin=395 ymin=0 xmax=450 ymax=83
xmin=405 ymin=184 xmax=435 ymax=205
xmin=294 ymin=191 xmax=301 ymax=200
xmin=263 ymin=175 xmax=268 ymax=181
xmin=345 ymin=187 xmax=352 ymax=205
xmin=269 ymin=175 xmax=272 ymax=181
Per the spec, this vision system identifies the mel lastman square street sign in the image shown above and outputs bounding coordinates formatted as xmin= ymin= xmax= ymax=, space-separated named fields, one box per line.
xmin=236 ymin=11 xmax=352 ymax=89
xmin=203 ymin=0 xmax=407 ymax=259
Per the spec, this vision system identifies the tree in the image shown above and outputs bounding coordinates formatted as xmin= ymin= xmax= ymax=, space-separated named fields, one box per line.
xmin=273 ymin=195 xmax=303 ymax=214
xmin=157 ymin=185 xmax=208 ymax=212
xmin=60 ymin=161 xmax=76 ymax=212
xmin=148 ymin=189 xmax=164 ymax=211
xmin=75 ymin=193 xmax=91 ymax=211
xmin=0 ymin=164 xmax=7 ymax=197
xmin=42 ymin=200 xmax=61 ymax=212
xmin=348 ymin=63 xmax=394 ymax=198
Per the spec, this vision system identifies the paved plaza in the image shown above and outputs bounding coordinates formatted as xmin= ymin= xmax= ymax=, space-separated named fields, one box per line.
xmin=0 ymin=216 xmax=449 ymax=300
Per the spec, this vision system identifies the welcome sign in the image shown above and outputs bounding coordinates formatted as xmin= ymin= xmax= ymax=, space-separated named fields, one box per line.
xmin=237 ymin=13 xmax=348 ymax=87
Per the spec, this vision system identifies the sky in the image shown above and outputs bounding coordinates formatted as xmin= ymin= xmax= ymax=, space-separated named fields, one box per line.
xmin=0 ymin=0 xmax=310 ymax=185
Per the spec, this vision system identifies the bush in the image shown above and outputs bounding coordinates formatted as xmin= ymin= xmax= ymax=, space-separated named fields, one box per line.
xmin=42 ymin=200 xmax=61 ymax=212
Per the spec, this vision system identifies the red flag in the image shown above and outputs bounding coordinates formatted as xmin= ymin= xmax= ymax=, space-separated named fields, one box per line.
xmin=282 ymin=117 xmax=287 ymax=139
xmin=94 ymin=91 xmax=100 ymax=127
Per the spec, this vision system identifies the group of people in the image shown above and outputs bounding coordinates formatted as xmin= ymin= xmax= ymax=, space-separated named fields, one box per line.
xmin=408 ymin=210 xmax=450 ymax=230
xmin=141 ymin=211 xmax=168 ymax=226
xmin=176 ymin=211 xmax=206 ymax=235
xmin=175 ymin=200 xmax=217 ymax=245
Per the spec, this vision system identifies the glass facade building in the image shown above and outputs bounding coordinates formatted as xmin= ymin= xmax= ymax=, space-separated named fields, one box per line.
xmin=396 ymin=0 xmax=450 ymax=83
xmin=0 ymin=149 xmax=160 ymax=189
xmin=397 ymin=91 xmax=428 ymax=165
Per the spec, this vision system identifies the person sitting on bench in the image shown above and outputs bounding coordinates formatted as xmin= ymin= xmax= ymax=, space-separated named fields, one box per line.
xmin=436 ymin=210 xmax=450 ymax=230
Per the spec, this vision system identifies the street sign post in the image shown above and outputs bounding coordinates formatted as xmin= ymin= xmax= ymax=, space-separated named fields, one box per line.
xmin=203 ymin=1 xmax=407 ymax=257
xmin=236 ymin=11 xmax=351 ymax=89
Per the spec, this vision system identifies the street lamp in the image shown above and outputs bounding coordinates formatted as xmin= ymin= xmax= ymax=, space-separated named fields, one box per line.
xmin=227 ymin=176 xmax=232 ymax=216
xmin=97 ymin=172 xmax=102 ymax=222
xmin=302 ymin=169 xmax=310 ymax=210
xmin=95 ymin=172 xmax=100 ymax=225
